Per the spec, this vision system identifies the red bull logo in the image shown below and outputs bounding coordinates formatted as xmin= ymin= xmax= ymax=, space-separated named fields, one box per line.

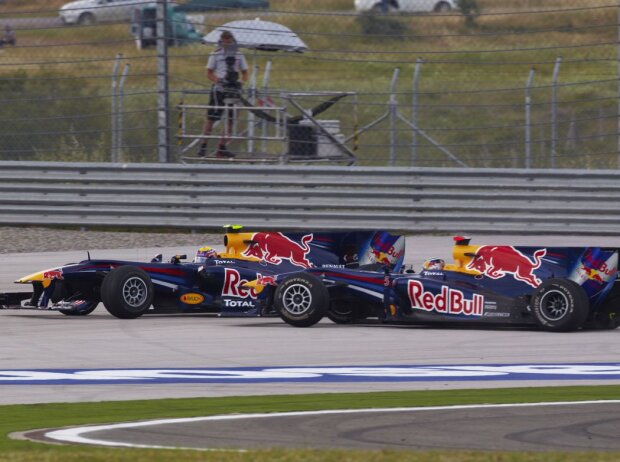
xmin=580 ymin=266 xmax=605 ymax=284
xmin=43 ymin=269 xmax=64 ymax=280
xmin=242 ymin=233 xmax=313 ymax=268
xmin=407 ymin=280 xmax=484 ymax=316
xmin=371 ymin=249 xmax=391 ymax=265
xmin=222 ymin=268 xmax=260 ymax=299
xmin=466 ymin=246 xmax=546 ymax=288
xmin=256 ymin=275 xmax=277 ymax=286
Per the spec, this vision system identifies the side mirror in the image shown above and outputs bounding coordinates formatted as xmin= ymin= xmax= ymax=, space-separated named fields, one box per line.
xmin=151 ymin=254 xmax=163 ymax=263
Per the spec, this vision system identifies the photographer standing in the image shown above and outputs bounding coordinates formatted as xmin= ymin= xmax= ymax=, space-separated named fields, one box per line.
xmin=198 ymin=30 xmax=248 ymax=158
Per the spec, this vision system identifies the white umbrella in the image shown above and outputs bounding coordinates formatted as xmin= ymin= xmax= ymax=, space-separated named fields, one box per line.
xmin=202 ymin=18 xmax=307 ymax=52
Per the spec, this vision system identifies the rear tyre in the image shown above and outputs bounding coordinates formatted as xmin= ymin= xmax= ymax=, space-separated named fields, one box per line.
xmin=371 ymin=1 xmax=396 ymax=12
xmin=77 ymin=13 xmax=95 ymax=25
xmin=275 ymin=273 xmax=328 ymax=327
xmin=531 ymin=279 xmax=589 ymax=332
xmin=586 ymin=296 xmax=620 ymax=330
xmin=101 ymin=266 xmax=153 ymax=319
xmin=434 ymin=1 xmax=452 ymax=12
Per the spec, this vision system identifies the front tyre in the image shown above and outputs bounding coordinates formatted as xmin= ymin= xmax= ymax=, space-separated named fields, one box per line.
xmin=275 ymin=273 xmax=328 ymax=327
xmin=101 ymin=266 xmax=153 ymax=319
xmin=59 ymin=300 xmax=99 ymax=316
xmin=531 ymin=279 xmax=589 ymax=332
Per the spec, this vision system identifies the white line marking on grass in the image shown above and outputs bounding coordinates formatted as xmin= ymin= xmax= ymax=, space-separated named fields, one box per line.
xmin=44 ymin=400 xmax=620 ymax=451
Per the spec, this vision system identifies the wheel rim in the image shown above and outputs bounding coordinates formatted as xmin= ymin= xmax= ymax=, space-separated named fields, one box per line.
xmin=282 ymin=283 xmax=312 ymax=316
xmin=539 ymin=289 xmax=569 ymax=322
xmin=122 ymin=277 xmax=148 ymax=308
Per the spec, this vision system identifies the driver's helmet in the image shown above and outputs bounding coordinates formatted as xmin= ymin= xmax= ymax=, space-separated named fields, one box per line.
xmin=194 ymin=246 xmax=218 ymax=263
xmin=422 ymin=258 xmax=445 ymax=271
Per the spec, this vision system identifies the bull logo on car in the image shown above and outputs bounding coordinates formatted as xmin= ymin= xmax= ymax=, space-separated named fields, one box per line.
xmin=242 ymin=232 xmax=313 ymax=268
xmin=466 ymin=246 xmax=547 ymax=288
xmin=43 ymin=270 xmax=64 ymax=280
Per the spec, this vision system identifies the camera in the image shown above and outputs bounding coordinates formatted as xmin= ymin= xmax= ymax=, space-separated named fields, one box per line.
xmin=221 ymin=56 xmax=242 ymax=100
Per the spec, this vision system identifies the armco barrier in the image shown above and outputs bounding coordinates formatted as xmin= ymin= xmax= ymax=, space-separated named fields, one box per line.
xmin=0 ymin=161 xmax=618 ymax=235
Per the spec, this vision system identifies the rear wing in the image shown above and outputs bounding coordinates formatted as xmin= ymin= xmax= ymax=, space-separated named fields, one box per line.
xmin=448 ymin=236 xmax=618 ymax=306
xmin=222 ymin=230 xmax=405 ymax=271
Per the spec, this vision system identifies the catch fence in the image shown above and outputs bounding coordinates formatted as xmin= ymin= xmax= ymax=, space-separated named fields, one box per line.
xmin=1 ymin=1 xmax=620 ymax=168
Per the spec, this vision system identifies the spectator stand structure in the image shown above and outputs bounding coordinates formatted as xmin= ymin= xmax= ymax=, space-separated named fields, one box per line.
xmin=177 ymin=18 xmax=356 ymax=165
xmin=176 ymin=88 xmax=357 ymax=165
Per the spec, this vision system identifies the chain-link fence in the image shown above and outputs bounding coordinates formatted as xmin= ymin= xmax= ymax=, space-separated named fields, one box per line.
xmin=0 ymin=0 xmax=619 ymax=168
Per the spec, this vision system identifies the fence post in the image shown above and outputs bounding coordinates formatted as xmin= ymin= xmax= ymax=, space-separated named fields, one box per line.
xmin=617 ymin=0 xmax=620 ymax=167
xmin=389 ymin=68 xmax=400 ymax=167
xmin=156 ymin=0 xmax=170 ymax=163
xmin=551 ymin=56 xmax=562 ymax=168
xmin=411 ymin=58 xmax=422 ymax=167
xmin=117 ymin=63 xmax=130 ymax=162
xmin=260 ymin=60 xmax=272 ymax=154
xmin=525 ymin=68 xmax=535 ymax=169
xmin=110 ymin=54 xmax=121 ymax=163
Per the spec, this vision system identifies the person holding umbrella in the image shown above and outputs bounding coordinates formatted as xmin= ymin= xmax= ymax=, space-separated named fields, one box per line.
xmin=198 ymin=30 xmax=248 ymax=158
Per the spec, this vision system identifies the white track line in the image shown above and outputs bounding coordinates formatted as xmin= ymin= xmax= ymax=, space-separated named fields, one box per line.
xmin=44 ymin=400 xmax=620 ymax=450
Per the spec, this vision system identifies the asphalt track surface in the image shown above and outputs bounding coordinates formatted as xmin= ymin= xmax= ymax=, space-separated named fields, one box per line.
xmin=2 ymin=235 xmax=620 ymax=451
xmin=37 ymin=402 xmax=620 ymax=451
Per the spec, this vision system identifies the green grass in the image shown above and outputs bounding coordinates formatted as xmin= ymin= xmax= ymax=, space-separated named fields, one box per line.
xmin=1 ymin=385 xmax=620 ymax=461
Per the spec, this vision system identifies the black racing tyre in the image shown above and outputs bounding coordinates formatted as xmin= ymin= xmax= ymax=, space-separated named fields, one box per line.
xmin=101 ymin=266 xmax=153 ymax=319
xmin=52 ymin=280 xmax=98 ymax=316
xmin=274 ymin=273 xmax=329 ymax=327
xmin=77 ymin=13 xmax=96 ymax=25
xmin=531 ymin=279 xmax=589 ymax=332
xmin=327 ymin=301 xmax=357 ymax=324
xmin=59 ymin=301 xmax=99 ymax=316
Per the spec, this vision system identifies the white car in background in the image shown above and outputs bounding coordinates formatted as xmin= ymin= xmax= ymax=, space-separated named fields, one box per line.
xmin=59 ymin=0 xmax=150 ymax=25
xmin=355 ymin=0 xmax=456 ymax=13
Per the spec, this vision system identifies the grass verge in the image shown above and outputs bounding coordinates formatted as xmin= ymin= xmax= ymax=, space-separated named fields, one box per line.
xmin=1 ymin=385 xmax=620 ymax=461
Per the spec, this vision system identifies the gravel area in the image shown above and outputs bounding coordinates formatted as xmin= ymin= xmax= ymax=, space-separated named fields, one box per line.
xmin=0 ymin=227 xmax=221 ymax=254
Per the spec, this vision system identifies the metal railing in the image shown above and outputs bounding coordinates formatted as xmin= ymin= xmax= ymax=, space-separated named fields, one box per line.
xmin=0 ymin=161 xmax=618 ymax=235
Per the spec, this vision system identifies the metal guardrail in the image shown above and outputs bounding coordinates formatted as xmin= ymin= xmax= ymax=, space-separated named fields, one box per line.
xmin=0 ymin=161 xmax=618 ymax=235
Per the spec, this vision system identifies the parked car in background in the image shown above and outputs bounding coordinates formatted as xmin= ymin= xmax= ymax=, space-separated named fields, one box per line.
xmin=355 ymin=0 xmax=456 ymax=13
xmin=59 ymin=0 xmax=150 ymax=25
xmin=175 ymin=0 xmax=269 ymax=12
